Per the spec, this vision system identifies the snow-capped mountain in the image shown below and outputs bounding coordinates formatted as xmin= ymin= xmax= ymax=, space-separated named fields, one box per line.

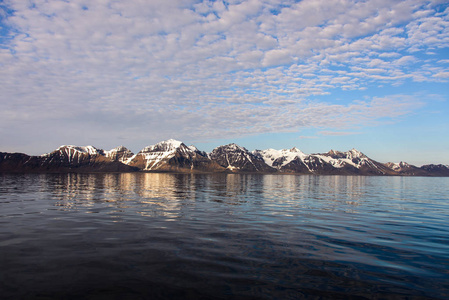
xmin=385 ymin=161 xmax=412 ymax=171
xmin=253 ymin=147 xmax=307 ymax=168
xmin=1 ymin=139 xmax=448 ymax=176
xmin=254 ymin=148 xmax=396 ymax=175
xmin=0 ymin=145 xmax=137 ymax=172
xmin=38 ymin=145 xmax=138 ymax=172
xmin=127 ymin=139 xmax=224 ymax=172
xmin=383 ymin=161 xmax=430 ymax=176
xmin=253 ymin=147 xmax=312 ymax=173
xmin=210 ymin=144 xmax=276 ymax=172
xmin=316 ymin=149 xmax=395 ymax=175
xmin=41 ymin=145 xmax=104 ymax=163
xmin=105 ymin=146 xmax=134 ymax=163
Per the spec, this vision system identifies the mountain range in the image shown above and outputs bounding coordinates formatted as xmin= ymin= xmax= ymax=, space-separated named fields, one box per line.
xmin=1 ymin=139 xmax=448 ymax=176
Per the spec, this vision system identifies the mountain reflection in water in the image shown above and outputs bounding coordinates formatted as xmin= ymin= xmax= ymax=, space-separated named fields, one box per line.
xmin=1 ymin=173 xmax=448 ymax=299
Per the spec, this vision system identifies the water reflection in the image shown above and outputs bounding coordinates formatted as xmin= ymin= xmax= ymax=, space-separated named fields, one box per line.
xmin=11 ymin=172 xmax=449 ymax=263
xmin=36 ymin=173 xmax=426 ymax=216
xmin=20 ymin=174 xmax=405 ymax=228
xmin=1 ymin=173 xmax=449 ymax=299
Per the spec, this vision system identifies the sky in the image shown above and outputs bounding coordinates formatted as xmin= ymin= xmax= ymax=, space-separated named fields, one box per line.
xmin=0 ymin=0 xmax=448 ymax=166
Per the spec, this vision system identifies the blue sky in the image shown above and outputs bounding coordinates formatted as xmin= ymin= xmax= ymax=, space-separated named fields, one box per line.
xmin=0 ymin=0 xmax=448 ymax=166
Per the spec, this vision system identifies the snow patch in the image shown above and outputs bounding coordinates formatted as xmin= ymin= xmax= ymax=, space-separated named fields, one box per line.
xmin=254 ymin=148 xmax=307 ymax=168
xmin=314 ymin=155 xmax=347 ymax=168
xmin=188 ymin=145 xmax=199 ymax=152
xmin=131 ymin=139 xmax=198 ymax=170
xmin=387 ymin=161 xmax=411 ymax=171
xmin=104 ymin=146 xmax=134 ymax=163
xmin=40 ymin=145 xmax=102 ymax=157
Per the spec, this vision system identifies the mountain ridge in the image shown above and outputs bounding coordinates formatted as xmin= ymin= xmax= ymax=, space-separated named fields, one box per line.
xmin=1 ymin=139 xmax=448 ymax=176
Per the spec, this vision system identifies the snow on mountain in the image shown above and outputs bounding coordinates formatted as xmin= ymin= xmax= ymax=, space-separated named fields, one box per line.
xmin=60 ymin=145 xmax=102 ymax=155
xmin=316 ymin=149 xmax=368 ymax=169
xmin=41 ymin=145 xmax=103 ymax=157
xmin=317 ymin=148 xmax=394 ymax=174
xmin=253 ymin=147 xmax=395 ymax=175
xmin=188 ymin=145 xmax=209 ymax=158
xmin=127 ymin=139 xmax=185 ymax=170
xmin=33 ymin=143 xmax=395 ymax=175
xmin=39 ymin=145 xmax=105 ymax=164
xmin=252 ymin=147 xmax=308 ymax=169
xmin=420 ymin=164 xmax=449 ymax=176
xmin=2 ymin=140 xmax=449 ymax=176
xmin=385 ymin=162 xmax=446 ymax=176
xmin=141 ymin=139 xmax=183 ymax=153
xmin=188 ymin=145 xmax=199 ymax=152
xmin=30 ymin=145 xmax=137 ymax=172
xmin=385 ymin=161 xmax=412 ymax=171
xmin=127 ymin=139 xmax=224 ymax=172
xmin=210 ymin=144 xmax=276 ymax=172
xmin=104 ymin=146 xmax=134 ymax=164
xmin=253 ymin=147 xmax=351 ymax=173
xmin=311 ymin=154 xmax=347 ymax=169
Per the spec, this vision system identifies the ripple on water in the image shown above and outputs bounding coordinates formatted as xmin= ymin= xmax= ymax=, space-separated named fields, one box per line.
xmin=0 ymin=173 xmax=448 ymax=299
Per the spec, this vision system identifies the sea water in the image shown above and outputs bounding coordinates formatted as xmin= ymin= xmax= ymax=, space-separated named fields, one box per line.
xmin=1 ymin=173 xmax=448 ymax=299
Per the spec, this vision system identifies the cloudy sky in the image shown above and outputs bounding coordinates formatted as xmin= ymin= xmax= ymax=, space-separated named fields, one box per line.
xmin=1 ymin=0 xmax=448 ymax=165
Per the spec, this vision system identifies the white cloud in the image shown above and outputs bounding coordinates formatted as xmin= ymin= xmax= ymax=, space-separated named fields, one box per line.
xmin=318 ymin=131 xmax=361 ymax=136
xmin=433 ymin=71 xmax=449 ymax=78
xmin=0 ymin=0 xmax=448 ymax=154
xmin=262 ymin=49 xmax=292 ymax=67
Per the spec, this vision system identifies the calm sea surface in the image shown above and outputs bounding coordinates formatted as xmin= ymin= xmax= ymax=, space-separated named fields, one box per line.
xmin=1 ymin=173 xmax=448 ymax=299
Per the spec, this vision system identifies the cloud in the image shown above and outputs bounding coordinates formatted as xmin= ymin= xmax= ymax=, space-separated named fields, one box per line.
xmin=318 ymin=131 xmax=361 ymax=136
xmin=433 ymin=71 xmax=449 ymax=78
xmin=262 ymin=49 xmax=292 ymax=67
xmin=0 ymin=0 xmax=448 ymax=154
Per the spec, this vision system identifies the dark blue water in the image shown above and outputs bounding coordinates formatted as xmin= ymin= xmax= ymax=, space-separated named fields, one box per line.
xmin=1 ymin=173 xmax=448 ymax=299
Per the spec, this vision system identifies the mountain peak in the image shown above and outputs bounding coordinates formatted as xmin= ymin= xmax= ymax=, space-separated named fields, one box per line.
xmin=210 ymin=144 xmax=275 ymax=172
xmin=386 ymin=161 xmax=412 ymax=171
xmin=399 ymin=161 xmax=410 ymax=167
xmin=290 ymin=147 xmax=303 ymax=153
xmin=328 ymin=149 xmax=341 ymax=155
xmin=105 ymin=146 xmax=134 ymax=163
xmin=210 ymin=143 xmax=248 ymax=154
xmin=55 ymin=145 xmax=101 ymax=155
xmin=3 ymin=141 xmax=449 ymax=176
xmin=140 ymin=139 xmax=185 ymax=154
xmin=157 ymin=139 xmax=183 ymax=148
xmin=224 ymin=143 xmax=247 ymax=152
xmin=188 ymin=145 xmax=199 ymax=152
xmin=254 ymin=147 xmax=307 ymax=169
xmin=108 ymin=145 xmax=130 ymax=152
xmin=348 ymin=148 xmax=365 ymax=158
